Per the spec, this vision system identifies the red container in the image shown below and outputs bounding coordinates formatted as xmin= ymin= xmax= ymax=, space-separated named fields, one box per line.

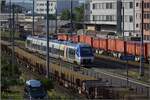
xmin=67 ymin=35 xmax=72 ymax=41
xmin=126 ymin=41 xmax=136 ymax=55
xmin=108 ymin=39 xmax=116 ymax=51
xmin=57 ymin=34 xmax=68 ymax=41
xmin=79 ymin=35 xmax=86 ymax=43
xmin=72 ymin=35 xmax=79 ymax=43
xmin=99 ymin=38 xmax=107 ymax=50
xmin=62 ymin=34 xmax=68 ymax=41
xmin=135 ymin=42 xmax=147 ymax=57
xmin=115 ymin=39 xmax=125 ymax=53
xmin=93 ymin=38 xmax=99 ymax=49
xmin=85 ymin=36 xmax=93 ymax=46
xmin=58 ymin=34 xmax=63 ymax=40
xmin=147 ymin=43 xmax=150 ymax=58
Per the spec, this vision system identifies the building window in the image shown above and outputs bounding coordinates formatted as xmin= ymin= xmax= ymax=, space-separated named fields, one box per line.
xmin=129 ymin=2 xmax=133 ymax=8
xmin=129 ymin=16 xmax=133 ymax=22
xmin=106 ymin=3 xmax=113 ymax=9
xmin=93 ymin=4 xmax=96 ymax=9
xmin=136 ymin=3 xmax=138 ymax=7
xmin=136 ymin=24 xmax=139 ymax=28
xmin=144 ymin=23 xmax=150 ymax=30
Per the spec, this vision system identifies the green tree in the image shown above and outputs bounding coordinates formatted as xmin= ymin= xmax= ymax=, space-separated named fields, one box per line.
xmin=60 ymin=9 xmax=71 ymax=20
xmin=73 ymin=5 xmax=84 ymax=22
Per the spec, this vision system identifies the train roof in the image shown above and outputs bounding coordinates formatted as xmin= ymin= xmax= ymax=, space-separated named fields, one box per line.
xmin=27 ymin=36 xmax=91 ymax=47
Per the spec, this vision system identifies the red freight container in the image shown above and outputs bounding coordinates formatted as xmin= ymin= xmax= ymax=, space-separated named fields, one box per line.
xmin=93 ymin=38 xmax=99 ymax=49
xmin=85 ymin=36 xmax=93 ymax=46
xmin=126 ymin=41 xmax=136 ymax=55
xmin=72 ymin=35 xmax=79 ymax=43
xmin=108 ymin=39 xmax=116 ymax=51
xmin=58 ymin=34 xmax=68 ymax=41
xmin=58 ymin=34 xmax=63 ymax=40
xmin=67 ymin=35 xmax=72 ymax=41
xmin=115 ymin=39 xmax=125 ymax=53
xmin=79 ymin=35 xmax=86 ymax=43
xmin=147 ymin=43 xmax=150 ymax=58
xmin=99 ymin=38 xmax=107 ymax=50
xmin=62 ymin=34 xmax=68 ymax=41
xmin=135 ymin=42 xmax=147 ymax=57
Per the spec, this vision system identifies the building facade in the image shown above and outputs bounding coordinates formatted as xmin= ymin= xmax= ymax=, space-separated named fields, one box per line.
xmin=143 ymin=0 xmax=150 ymax=40
xmin=35 ymin=0 xmax=79 ymax=15
xmin=85 ymin=0 xmax=145 ymax=37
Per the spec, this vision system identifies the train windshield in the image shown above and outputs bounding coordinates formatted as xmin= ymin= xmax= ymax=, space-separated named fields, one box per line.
xmin=80 ymin=47 xmax=93 ymax=57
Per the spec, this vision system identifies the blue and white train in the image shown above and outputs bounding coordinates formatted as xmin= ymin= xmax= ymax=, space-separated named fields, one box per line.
xmin=26 ymin=36 xmax=94 ymax=65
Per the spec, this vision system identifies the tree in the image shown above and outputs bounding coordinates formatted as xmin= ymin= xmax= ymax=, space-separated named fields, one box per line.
xmin=60 ymin=9 xmax=71 ymax=20
xmin=73 ymin=5 xmax=84 ymax=22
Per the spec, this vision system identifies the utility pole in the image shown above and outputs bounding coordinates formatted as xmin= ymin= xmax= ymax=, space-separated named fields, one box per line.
xmin=55 ymin=0 xmax=57 ymax=34
xmin=9 ymin=0 xmax=11 ymax=42
xmin=122 ymin=5 xmax=125 ymax=40
xmin=83 ymin=1 xmax=86 ymax=35
xmin=121 ymin=1 xmax=128 ymax=87
xmin=32 ymin=0 xmax=35 ymax=35
xmin=70 ymin=0 xmax=73 ymax=35
xmin=139 ymin=0 xmax=144 ymax=77
xmin=12 ymin=4 xmax=15 ymax=76
xmin=46 ymin=0 xmax=50 ymax=78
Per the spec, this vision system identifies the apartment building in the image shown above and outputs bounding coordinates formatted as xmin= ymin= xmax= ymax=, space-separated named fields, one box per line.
xmin=35 ymin=0 xmax=79 ymax=15
xmin=85 ymin=0 xmax=142 ymax=37
xmin=35 ymin=0 xmax=56 ymax=14
xmin=143 ymin=0 xmax=150 ymax=40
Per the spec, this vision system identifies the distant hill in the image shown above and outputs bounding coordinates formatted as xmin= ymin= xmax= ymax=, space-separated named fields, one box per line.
xmin=13 ymin=2 xmax=32 ymax=11
xmin=6 ymin=2 xmax=32 ymax=11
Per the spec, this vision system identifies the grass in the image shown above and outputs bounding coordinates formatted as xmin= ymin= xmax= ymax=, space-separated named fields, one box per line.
xmin=1 ymin=86 xmax=23 ymax=100
xmin=15 ymin=40 xmax=26 ymax=47
xmin=1 ymin=31 xmax=20 ymax=38
xmin=48 ymin=89 xmax=74 ymax=100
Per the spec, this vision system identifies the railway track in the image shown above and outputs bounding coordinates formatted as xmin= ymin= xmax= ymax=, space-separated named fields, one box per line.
xmin=2 ymin=39 xmax=150 ymax=84
xmin=1 ymin=40 xmax=150 ymax=99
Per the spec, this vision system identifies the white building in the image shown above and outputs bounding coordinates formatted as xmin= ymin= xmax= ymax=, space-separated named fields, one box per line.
xmin=35 ymin=0 xmax=79 ymax=15
xmin=35 ymin=0 xmax=56 ymax=15
xmin=85 ymin=0 xmax=142 ymax=36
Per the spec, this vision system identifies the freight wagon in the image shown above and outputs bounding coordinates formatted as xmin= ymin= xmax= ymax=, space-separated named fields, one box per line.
xmin=57 ymin=34 xmax=150 ymax=62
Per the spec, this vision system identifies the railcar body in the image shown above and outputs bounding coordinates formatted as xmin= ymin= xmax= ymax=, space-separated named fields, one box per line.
xmin=26 ymin=36 xmax=94 ymax=65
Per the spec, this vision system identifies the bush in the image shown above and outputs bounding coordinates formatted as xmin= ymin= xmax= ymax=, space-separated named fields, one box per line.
xmin=41 ymin=78 xmax=54 ymax=91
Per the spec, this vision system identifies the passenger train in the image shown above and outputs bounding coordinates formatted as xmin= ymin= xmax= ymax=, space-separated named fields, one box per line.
xmin=26 ymin=36 xmax=94 ymax=65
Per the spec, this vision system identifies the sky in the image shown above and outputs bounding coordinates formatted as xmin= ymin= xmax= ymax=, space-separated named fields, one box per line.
xmin=6 ymin=0 xmax=32 ymax=3
xmin=6 ymin=0 xmax=85 ymax=3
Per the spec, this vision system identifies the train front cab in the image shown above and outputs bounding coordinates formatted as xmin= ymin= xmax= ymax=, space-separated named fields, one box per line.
xmin=76 ymin=44 xmax=94 ymax=65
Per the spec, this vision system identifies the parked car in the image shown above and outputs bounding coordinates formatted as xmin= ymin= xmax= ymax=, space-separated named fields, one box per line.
xmin=24 ymin=80 xmax=47 ymax=99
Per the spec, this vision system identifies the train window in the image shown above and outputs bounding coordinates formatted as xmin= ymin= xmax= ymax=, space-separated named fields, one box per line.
xmin=27 ymin=40 xmax=31 ymax=46
xmin=68 ymin=48 xmax=75 ymax=59
xmin=52 ymin=48 xmax=59 ymax=55
xmin=80 ymin=47 xmax=93 ymax=57
xmin=37 ymin=44 xmax=40 ymax=50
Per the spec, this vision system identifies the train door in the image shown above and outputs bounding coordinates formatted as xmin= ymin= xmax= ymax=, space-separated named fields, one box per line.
xmin=67 ymin=47 xmax=75 ymax=63
xmin=59 ymin=45 xmax=65 ymax=59
xmin=63 ymin=46 xmax=67 ymax=60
